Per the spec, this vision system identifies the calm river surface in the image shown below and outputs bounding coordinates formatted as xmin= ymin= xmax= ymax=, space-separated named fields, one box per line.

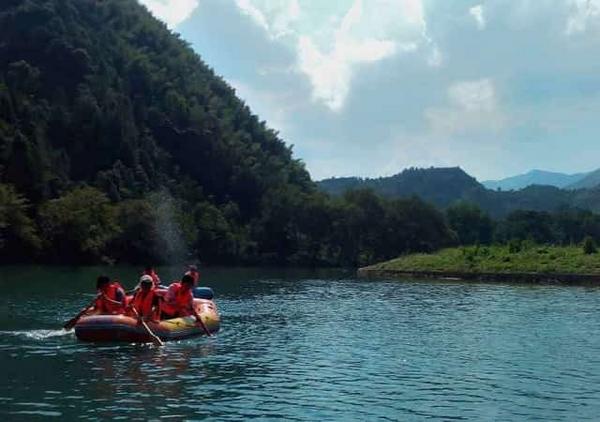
xmin=1 ymin=266 xmax=600 ymax=421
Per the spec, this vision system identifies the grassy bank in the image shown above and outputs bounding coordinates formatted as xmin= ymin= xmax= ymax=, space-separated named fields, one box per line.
xmin=364 ymin=245 xmax=600 ymax=275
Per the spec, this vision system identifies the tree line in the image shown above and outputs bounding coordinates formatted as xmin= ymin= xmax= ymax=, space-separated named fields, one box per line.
xmin=2 ymin=181 xmax=600 ymax=267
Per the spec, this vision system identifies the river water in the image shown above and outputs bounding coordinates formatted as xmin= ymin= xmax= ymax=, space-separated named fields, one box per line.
xmin=1 ymin=266 xmax=600 ymax=421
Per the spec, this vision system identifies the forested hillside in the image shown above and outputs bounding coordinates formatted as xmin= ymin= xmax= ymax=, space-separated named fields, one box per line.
xmin=0 ymin=0 xmax=455 ymax=266
xmin=319 ymin=167 xmax=481 ymax=208
xmin=318 ymin=168 xmax=600 ymax=218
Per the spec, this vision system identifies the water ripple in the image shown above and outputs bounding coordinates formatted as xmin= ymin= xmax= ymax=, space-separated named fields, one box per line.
xmin=2 ymin=271 xmax=600 ymax=420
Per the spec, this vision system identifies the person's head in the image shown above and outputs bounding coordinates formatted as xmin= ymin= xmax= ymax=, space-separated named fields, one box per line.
xmin=139 ymin=275 xmax=153 ymax=290
xmin=181 ymin=274 xmax=194 ymax=289
xmin=185 ymin=264 xmax=199 ymax=283
xmin=96 ymin=275 xmax=110 ymax=290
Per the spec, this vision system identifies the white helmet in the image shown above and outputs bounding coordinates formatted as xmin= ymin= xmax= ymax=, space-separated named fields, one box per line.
xmin=139 ymin=275 xmax=153 ymax=284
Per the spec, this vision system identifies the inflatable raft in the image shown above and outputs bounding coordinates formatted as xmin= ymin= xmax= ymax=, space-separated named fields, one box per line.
xmin=74 ymin=288 xmax=220 ymax=343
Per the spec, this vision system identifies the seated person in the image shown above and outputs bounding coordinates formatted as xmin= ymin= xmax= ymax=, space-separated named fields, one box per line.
xmin=160 ymin=274 xmax=197 ymax=320
xmin=127 ymin=275 xmax=160 ymax=321
xmin=94 ymin=276 xmax=126 ymax=315
xmin=142 ymin=266 xmax=161 ymax=287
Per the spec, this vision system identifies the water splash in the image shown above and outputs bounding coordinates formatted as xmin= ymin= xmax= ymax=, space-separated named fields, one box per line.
xmin=0 ymin=329 xmax=73 ymax=340
xmin=148 ymin=189 xmax=189 ymax=264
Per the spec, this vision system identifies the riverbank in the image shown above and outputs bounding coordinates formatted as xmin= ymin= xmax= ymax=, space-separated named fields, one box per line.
xmin=358 ymin=245 xmax=600 ymax=284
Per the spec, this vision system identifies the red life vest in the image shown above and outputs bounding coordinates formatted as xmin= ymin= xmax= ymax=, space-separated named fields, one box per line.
xmin=161 ymin=282 xmax=193 ymax=317
xmin=129 ymin=288 xmax=157 ymax=319
xmin=96 ymin=281 xmax=126 ymax=314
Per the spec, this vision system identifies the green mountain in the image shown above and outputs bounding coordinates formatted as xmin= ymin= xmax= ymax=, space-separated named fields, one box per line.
xmin=0 ymin=0 xmax=455 ymax=266
xmin=567 ymin=169 xmax=600 ymax=190
xmin=482 ymin=169 xmax=590 ymax=191
xmin=319 ymin=167 xmax=482 ymax=208
xmin=1 ymin=0 xmax=312 ymax=204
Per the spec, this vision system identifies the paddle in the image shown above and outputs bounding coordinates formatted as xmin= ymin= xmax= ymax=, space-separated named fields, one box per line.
xmin=132 ymin=307 xmax=164 ymax=346
xmin=193 ymin=309 xmax=212 ymax=337
xmin=63 ymin=296 xmax=98 ymax=330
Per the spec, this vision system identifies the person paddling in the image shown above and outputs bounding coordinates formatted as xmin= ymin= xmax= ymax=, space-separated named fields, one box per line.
xmin=161 ymin=274 xmax=211 ymax=335
xmin=160 ymin=275 xmax=195 ymax=319
xmin=94 ymin=276 xmax=126 ymax=315
xmin=127 ymin=275 xmax=160 ymax=321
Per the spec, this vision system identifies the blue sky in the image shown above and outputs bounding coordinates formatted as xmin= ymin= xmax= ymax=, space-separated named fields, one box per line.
xmin=139 ymin=0 xmax=600 ymax=181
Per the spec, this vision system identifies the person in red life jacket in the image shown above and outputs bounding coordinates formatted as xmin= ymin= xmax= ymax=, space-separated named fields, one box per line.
xmin=127 ymin=275 xmax=160 ymax=321
xmin=94 ymin=276 xmax=126 ymax=315
xmin=142 ymin=266 xmax=161 ymax=287
xmin=160 ymin=274 xmax=200 ymax=320
xmin=184 ymin=265 xmax=200 ymax=285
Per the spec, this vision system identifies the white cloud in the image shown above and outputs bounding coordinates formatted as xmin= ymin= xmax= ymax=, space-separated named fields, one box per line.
xmin=299 ymin=0 xmax=427 ymax=111
xmin=448 ymin=79 xmax=496 ymax=112
xmin=469 ymin=5 xmax=486 ymax=30
xmin=426 ymin=78 xmax=506 ymax=134
xmin=139 ymin=0 xmax=199 ymax=28
xmin=235 ymin=0 xmax=269 ymax=31
xmin=234 ymin=0 xmax=432 ymax=111
xmin=235 ymin=0 xmax=300 ymax=39
xmin=296 ymin=4 xmax=401 ymax=110
xmin=565 ymin=0 xmax=600 ymax=34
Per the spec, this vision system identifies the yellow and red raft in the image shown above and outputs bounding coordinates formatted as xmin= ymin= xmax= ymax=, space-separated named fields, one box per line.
xmin=75 ymin=288 xmax=220 ymax=343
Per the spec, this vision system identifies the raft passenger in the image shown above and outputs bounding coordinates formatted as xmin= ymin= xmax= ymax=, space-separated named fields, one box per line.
xmin=127 ymin=275 xmax=160 ymax=321
xmin=185 ymin=264 xmax=200 ymax=285
xmin=160 ymin=274 xmax=200 ymax=320
xmin=94 ymin=276 xmax=126 ymax=315
xmin=142 ymin=266 xmax=161 ymax=287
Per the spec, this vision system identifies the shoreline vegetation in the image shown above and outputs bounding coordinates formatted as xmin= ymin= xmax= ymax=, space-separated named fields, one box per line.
xmin=358 ymin=244 xmax=600 ymax=284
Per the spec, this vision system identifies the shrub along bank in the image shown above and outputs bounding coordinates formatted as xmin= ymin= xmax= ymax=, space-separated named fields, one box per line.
xmin=362 ymin=243 xmax=600 ymax=276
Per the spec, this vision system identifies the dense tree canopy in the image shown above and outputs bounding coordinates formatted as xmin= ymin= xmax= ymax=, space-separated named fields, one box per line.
xmin=0 ymin=0 xmax=458 ymax=266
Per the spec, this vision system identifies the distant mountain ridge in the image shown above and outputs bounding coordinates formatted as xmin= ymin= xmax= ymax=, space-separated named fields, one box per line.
xmin=482 ymin=169 xmax=590 ymax=191
xmin=319 ymin=167 xmax=481 ymax=208
xmin=317 ymin=167 xmax=600 ymax=218
xmin=567 ymin=169 xmax=600 ymax=190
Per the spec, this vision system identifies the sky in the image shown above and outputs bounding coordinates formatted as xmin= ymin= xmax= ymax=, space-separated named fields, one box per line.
xmin=138 ymin=0 xmax=600 ymax=181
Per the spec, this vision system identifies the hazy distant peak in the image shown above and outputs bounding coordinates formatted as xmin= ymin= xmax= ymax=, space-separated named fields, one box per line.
xmin=482 ymin=169 xmax=590 ymax=191
xmin=567 ymin=169 xmax=600 ymax=190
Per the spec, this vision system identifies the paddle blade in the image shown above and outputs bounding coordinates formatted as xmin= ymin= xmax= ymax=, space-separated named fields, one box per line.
xmin=63 ymin=318 xmax=78 ymax=330
xmin=63 ymin=307 xmax=89 ymax=330
xmin=196 ymin=316 xmax=211 ymax=337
